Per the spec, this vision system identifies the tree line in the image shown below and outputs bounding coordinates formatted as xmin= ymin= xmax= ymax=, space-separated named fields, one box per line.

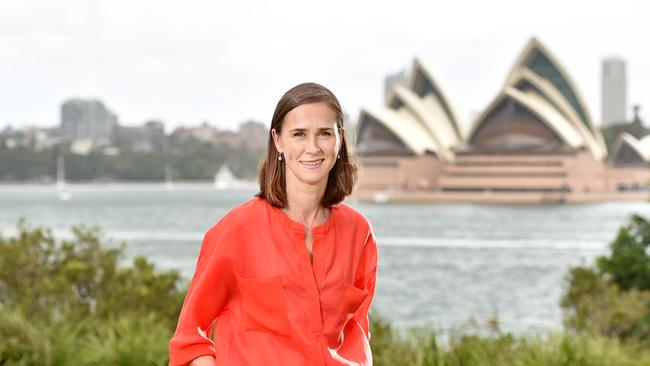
xmin=0 ymin=139 xmax=264 ymax=182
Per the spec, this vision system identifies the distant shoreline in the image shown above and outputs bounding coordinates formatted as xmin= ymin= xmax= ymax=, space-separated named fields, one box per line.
xmin=0 ymin=180 xmax=257 ymax=188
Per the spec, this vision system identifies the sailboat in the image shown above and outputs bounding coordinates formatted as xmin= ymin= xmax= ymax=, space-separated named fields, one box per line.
xmin=213 ymin=164 xmax=255 ymax=189
xmin=164 ymin=159 xmax=174 ymax=191
xmin=214 ymin=165 xmax=237 ymax=189
xmin=56 ymin=153 xmax=71 ymax=201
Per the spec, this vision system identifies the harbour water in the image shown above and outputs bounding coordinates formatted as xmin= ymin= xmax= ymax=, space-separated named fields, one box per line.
xmin=2 ymin=183 xmax=648 ymax=334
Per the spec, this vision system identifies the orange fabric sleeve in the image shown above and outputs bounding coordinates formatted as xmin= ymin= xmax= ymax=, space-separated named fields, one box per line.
xmin=354 ymin=230 xmax=378 ymax=341
xmin=169 ymin=228 xmax=234 ymax=366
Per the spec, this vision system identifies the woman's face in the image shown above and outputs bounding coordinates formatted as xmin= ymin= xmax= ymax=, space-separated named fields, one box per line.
xmin=272 ymin=102 xmax=341 ymax=188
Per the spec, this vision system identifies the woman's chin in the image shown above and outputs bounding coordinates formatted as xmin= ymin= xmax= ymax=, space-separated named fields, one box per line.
xmin=300 ymin=175 xmax=329 ymax=186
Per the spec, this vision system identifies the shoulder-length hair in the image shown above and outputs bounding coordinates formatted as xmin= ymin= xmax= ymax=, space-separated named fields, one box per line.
xmin=256 ymin=82 xmax=358 ymax=208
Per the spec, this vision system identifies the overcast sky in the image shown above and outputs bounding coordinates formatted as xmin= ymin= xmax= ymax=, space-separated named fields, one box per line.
xmin=1 ymin=0 xmax=648 ymax=131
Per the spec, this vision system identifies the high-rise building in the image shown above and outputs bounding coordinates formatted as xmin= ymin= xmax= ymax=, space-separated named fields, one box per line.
xmin=384 ymin=69 xmax=408 ymax=101
xmin=238 ymin=120 xmax=267 ymax=150
xmin=601 ymin=57 xmax=627 ymax=126
xmin=60 ymin=99 xmax=118 ymax=142
xmin=115 ymin=119 xmax=166 ymax=151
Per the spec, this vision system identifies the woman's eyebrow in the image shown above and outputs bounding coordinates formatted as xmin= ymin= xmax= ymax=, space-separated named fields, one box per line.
xmin=287 ymin=127 xmax=334 ymax=132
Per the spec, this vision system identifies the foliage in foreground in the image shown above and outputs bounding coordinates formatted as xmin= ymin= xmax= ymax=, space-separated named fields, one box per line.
xmin=370 ymin=315 xmax=650 ymax=366
xmin=562 ymin=214 xmax=650 ymax=341
xmin=0 ymin=220 xmax=182 ymax=365
xmin=3 ymin=220 xmax=650 ymax=365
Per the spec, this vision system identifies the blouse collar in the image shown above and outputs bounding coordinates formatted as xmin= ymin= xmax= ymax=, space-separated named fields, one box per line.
xmin=260 ymin=197 xmax=337 ymax=234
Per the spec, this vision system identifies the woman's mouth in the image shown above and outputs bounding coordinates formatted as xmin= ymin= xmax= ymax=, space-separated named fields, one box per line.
xmin=300 ymin=159 xmax=325 ymax=169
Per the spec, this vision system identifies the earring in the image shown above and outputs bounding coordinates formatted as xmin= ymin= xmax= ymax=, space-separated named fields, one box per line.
xmin=278 ymin=153 xmax=283 ymax=161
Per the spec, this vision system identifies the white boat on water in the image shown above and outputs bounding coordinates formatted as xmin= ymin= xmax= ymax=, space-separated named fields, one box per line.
xmin=372 ymin=187 xmax=394 ymax=203
xmin=56 ymin=153 xmax=72 ymax=201
xmin=213 ymin=165 xmax=255 ymax=189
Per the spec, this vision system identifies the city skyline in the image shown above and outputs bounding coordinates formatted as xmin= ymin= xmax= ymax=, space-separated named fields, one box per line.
xmin=2 ymin=0 xmax=649 ymax=130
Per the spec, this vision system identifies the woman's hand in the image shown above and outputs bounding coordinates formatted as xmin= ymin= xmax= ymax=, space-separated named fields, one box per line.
xmin=189 ymin=355 xmax=217 ymax=366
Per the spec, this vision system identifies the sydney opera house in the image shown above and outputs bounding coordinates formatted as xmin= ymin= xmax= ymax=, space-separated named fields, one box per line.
xmin=354 ymin=38 xmax=650 ymax=203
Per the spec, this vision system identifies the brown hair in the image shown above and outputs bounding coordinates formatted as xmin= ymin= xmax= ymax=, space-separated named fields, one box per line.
xmin=256 ymin=82 xmax=358 ymax=208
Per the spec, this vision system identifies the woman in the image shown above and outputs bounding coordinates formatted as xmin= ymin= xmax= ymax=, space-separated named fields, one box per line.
xmin=169 ymin=82 xmax=378 ymax=366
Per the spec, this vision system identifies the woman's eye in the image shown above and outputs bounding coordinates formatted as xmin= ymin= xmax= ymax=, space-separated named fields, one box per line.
xmin=320 ymin=131 xmax=331 ymax=136
xmin=292 ymin=132 xmax=304 ymax=137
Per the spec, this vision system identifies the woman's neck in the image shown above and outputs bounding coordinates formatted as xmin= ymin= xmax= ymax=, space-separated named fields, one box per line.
xmin=284 ymin=177 xmax=328 ymax=228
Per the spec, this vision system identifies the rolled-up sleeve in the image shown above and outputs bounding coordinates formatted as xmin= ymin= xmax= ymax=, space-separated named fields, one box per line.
xmin=169 ymin=228 xmax=233 ymax=366
xmin=354 ymin=230 xmax=378 ymax=341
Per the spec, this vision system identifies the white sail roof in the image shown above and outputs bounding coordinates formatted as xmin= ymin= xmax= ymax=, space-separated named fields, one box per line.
xmin=508 ymin=68 xmax=606 ymax=159
xmin=387 ymin=85 xmax=460 ymax=161
xmin=504 ymin=37 xmax=606 ymax=155
xmin=409 ymin=58 xmax=466 ymax=140
xmin=360 ymin=105 xmax=437 ymax=155
xmin=356 ymin=57 xmax=463 ymax=161
xmin=611 ymin=133 xmax=650 ymax=162
xmin=467 ymin=87 xmax=584 ymax=148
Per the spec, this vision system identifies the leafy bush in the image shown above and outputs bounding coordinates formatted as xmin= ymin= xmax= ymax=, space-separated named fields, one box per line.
xmin=562 ymin=214 xmax=650 ymax=342
xmin=0 ymin=220 xmax=183 ymax=364
xmin=596 ymin=214 xmax=650 ymax=291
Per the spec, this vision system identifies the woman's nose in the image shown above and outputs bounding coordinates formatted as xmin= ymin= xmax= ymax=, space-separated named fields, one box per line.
xmin=306 ymin=135 xmax=321 ymax=153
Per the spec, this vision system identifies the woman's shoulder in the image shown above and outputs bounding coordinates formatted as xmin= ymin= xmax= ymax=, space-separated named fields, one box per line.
xmin=223 ymin=196 xmax=267 ymax=221
xmin=206 ymin=196 xmax=267 ymax=236
xmin=334 ymin=202 xmax=372 ymax=231
xmin=334 ymin=203 xmax=376 ymax=251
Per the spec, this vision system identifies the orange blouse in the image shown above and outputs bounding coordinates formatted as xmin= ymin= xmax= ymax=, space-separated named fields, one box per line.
xmin=169 ymin=197 xmax=378 ymax=366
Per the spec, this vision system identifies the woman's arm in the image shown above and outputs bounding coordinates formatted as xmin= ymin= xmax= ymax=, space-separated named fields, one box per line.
xmin=189 ymin=355 xmax=217 ymax=366
xmin=355 ymin=230 xmax=378 ymax=340
xmin=169 ymin=228 xmax=235 ymax=366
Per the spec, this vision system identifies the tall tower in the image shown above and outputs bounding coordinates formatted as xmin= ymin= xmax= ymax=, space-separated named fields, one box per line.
xmin=384 ymin=69 xmax=408 ymax=102
xmin=601 ymin=57 xmax=627 ymax=126
xmin=60 ymin=99 xmax=118 ymax=142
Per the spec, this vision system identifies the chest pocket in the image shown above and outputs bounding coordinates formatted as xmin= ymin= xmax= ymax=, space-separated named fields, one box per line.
xmin=235 ymin=273 xmax=292 ymax=337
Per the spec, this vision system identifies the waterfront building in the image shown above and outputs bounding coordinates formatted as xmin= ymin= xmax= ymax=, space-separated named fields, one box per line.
xmin=60 ymin=99 xmax=118 ymax=143
xmin=355 ymin=38 xmax=650 ymax=203
xmin=601 ymin=57 xmax=627 ymax=126
xmin=171 ymin=121 xmax=267 ymax=149
xmin=0 ymin=126 xmax=62 ymax=151
xmin=171 ymin=122 xmax=222 ymax=145
xmin=115 ymin=119 xmax=166 ymax=151
xmin=238 ymin=120 xmax=267 ymax=150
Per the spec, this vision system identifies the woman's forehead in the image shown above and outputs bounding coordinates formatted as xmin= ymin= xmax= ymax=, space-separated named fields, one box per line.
xmin=283 ymin=103 xmax=338 ymax=129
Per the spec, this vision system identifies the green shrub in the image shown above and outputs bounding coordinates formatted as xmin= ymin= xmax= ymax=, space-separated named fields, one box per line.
xmin=0 ymin=219 xmax=184 ymax=326
xmin=562 ymin=267 xmax=650 ymax=340
xmin=369 ymin=314 xmax=419 ymax=366
xmin=0 ymin=220 xmax=184 ymax=365
xmin=370 ymin=315 xmax=650 ymax=366
xmin=562 ymin=214 xmax=650 ymax=342
xmin=76 ymin=313 xmax=172 ymax=365
xmin=596 ymin=214 xmax=650 ymax=291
